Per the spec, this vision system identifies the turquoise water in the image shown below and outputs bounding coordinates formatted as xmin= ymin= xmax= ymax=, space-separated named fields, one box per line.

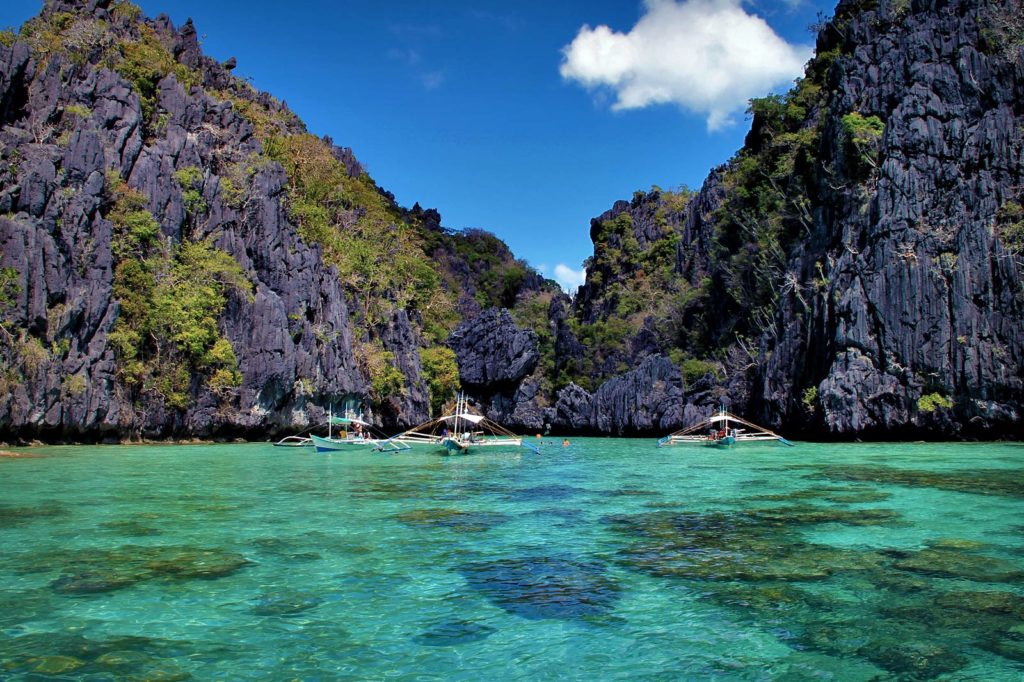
xmin=2 ymin=439 xmax=1023 ymax=680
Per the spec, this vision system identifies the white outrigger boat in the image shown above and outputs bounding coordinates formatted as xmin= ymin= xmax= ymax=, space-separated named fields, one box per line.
xmin=382 ymin=394 xmax=539 ymax=455
xmin=658 ymin=409 xmax=794 ymax=448
xmin=299 ymin=408 xmax=409 ymax=453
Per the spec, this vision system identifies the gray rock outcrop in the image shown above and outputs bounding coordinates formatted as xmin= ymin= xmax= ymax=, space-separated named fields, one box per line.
xmin=0 ymin=5 xmax=372 ymax=440
xmin=448 ymin=308 xmax=538 ymax=389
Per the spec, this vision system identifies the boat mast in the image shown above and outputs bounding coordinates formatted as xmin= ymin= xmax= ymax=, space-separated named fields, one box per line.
xmin=455 ymin=392 xmax=463 ymax=440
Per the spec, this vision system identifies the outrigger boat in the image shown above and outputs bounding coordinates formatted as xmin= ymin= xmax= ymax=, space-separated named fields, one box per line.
xmin=382 ymin=394 xmax=539 ymax=455
xmin=302 ymin=408 xmax=409 ymax=453
xmin=658 ymin=409 xmax=794 ymax=448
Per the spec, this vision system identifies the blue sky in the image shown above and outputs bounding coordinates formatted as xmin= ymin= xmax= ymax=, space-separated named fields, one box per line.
xmin=1 ymin=0 xmax=836 ymax=291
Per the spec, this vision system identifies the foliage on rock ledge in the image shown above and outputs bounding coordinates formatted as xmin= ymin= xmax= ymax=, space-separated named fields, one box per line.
xmin=105 ymin=175 xmax=251 ymax=412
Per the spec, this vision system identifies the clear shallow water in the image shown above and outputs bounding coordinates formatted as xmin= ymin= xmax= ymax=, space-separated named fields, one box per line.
xmin=1 ymin=439 xmax=1023 ymax=680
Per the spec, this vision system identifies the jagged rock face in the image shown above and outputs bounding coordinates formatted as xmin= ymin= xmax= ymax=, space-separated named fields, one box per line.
xmin=546 ymin=356 xmax=695 ymax=436
xmin=479 ymin=378 xmax=551 ymax=433
xmin=552 ymin=383 xmax=593 ymax=434
xmin=542 ymin=0 xmax=1024 ymax=439
xmin=589 ymin=355 xmax=686 ymax=435
xmin=2 ymin=0 xmax=1021 ymax=442
xmin=0 ymin=6 xmax=378 ymax=440
xmin=446 ymin=309 xmax=552 ymax=432
xmin=377 ymin=309 xmax=429 ymax=427
xmin=550 ymin=296 xmax=583 ymax=376
xmin=575 ymin=192 xmax=689 ymax=325
xmin=764 ymin=0 xmax=1024 ymax=437
xmin=448 ymin=308 xmax=538 ymax=389
xmin=677 ymin=169 xmax=722 ymax=283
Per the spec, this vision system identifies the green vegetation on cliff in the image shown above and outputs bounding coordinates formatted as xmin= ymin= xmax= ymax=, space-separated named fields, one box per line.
xmin=262 ymin=133 xmax=450 ymax=330
xmin=710 ymin=67 xmax=827 ymax=347
xmin=105 ymin=175 xmax=251 ymax=410
xmin=419 ymin=346 xmax=461 ymax=416
xmin=565 ymin=186 xmax=713 ymax=389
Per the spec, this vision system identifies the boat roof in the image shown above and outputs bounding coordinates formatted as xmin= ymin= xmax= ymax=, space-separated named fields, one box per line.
xmin=330 ymin=416 xmax=369 ymax=426
xmin=439 ymin=413 xmax=484 ymax=424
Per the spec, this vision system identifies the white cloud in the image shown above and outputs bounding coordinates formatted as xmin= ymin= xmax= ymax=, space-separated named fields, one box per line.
xmin=387 ymin=47 xmax=421 ymax=66
xmin=553 ymin=263 xmax=587 ymax=293
xmin=559 ymin=0 xmax=812 ymax=130
xmin=420 ymin=70 xmax=446 ymax=90
xmin=386 ymin=49 xmax=446 ymax=91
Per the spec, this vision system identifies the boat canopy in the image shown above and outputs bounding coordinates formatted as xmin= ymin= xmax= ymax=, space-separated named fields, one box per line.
xmin=439 ymin=413 xmax=484 ymax=424
xmin=330 ymin=416 xmax=370 ymax=426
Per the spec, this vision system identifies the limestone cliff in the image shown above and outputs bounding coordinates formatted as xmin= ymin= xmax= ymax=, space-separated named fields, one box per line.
xmin=535 ymin=0 xmax=1024 ymax=438
xmin=1 ymin=0 xmax=1021 ymax=441
xmin=0 ymin=0 xmax=553 ymax=441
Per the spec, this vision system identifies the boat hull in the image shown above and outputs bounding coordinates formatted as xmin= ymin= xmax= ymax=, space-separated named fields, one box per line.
xmin=439 ymin=437 xmax=526 ymax=455
xmin=309 ymin=434 xmax=379 ymax=453
xmin=441 ymin=437 xmax=469 ymax=455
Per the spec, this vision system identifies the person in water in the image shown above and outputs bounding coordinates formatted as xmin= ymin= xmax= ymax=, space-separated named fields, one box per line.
xmin=562 ymin=439 xmax=570 ymax=447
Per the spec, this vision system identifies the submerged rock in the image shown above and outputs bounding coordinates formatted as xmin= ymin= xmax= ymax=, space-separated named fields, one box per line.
xmin=395 ymin=508 xmax=509 ymax=533
xmin=0 ymin=632 xmax=195 ymax=679
xmin=860 ymin=639 xmax=968 ymax=680
xmin=250 ymin=592 xmax=322 ymax=617
xmin=808 ymin=466 xmax=1024 ymax=498
xmin=0 ymin=502 xmax=66 ymax=526
xmin=460 ymin=555 xmax=620 ymax=620
xmin=888 ymin=548 xmax=1024 ymax=583
xmin=47 ymin=545 xmax=251 ymax=594
xmin=984 ymin=638 xmax=1024 ymax=663
xmin=99 ymin=519 xmax=162 ymax=536
xmin=411 ymin=620 xmax=496 ymax=646
xmin=505 ymin=484 xmax=588 ymax=502
xmin=51 ymin=571 xmax=138 ymax=595
xmin=607 ymin=503 xmax=899 ymax=581
xmin=26 ymin=655 xmax=86 ymax=674
xmin=933 ymin=590 xmax=1024 ymax=617
xmin=143 ymin=547 xmax=250 ymax=580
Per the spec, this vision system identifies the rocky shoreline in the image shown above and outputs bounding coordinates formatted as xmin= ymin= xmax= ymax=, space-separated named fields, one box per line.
xmin=0 ymin=0 xmax=1021 ymax=442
